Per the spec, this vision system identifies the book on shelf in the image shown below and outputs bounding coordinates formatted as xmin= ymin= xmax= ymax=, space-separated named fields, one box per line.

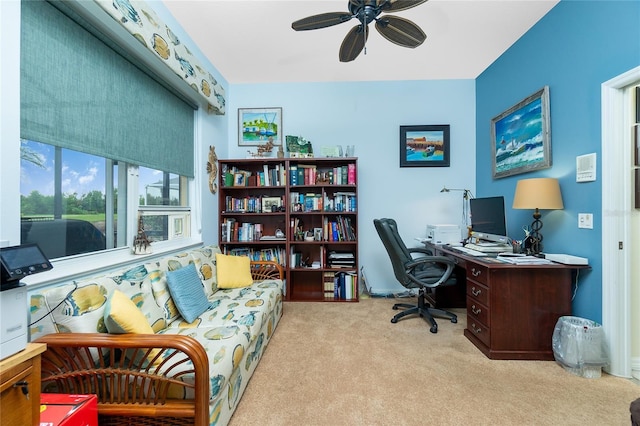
xmin=347 ymin=163 xmax=356 ymax=185
xmin=333 ymin=271 xmax=357 ymax=300
xmin=323 ymin=272 xmax=335 ymax=300
xmin=259 ymin=235 xmax=286 ymax=241
xmin=224 ymin=246 xmax=287 ymax=266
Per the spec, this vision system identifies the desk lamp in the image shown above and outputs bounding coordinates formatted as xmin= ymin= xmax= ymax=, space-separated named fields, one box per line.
xmin=440 ymin=187 xmax=474 ymax=234
xmin=512 ymin=177 xmax=564 ymax=255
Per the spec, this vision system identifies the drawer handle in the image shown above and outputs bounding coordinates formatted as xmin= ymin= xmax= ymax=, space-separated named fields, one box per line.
xmin=471 ymin=287 xmax=482 ymax=297
xmin=471 ymin=323 xmax=482 ymax=334
xmin=471 ymin=305 xmax=481 ymax=315
xmin=471 ymin=268 xmax=482 ymax=277
xmin=13 ymin=381 xmax=29 ymax=400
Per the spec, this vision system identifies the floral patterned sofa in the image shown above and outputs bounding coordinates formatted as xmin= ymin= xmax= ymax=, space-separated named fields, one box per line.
xmin=28 ymin=245 xmax=284 ymax=426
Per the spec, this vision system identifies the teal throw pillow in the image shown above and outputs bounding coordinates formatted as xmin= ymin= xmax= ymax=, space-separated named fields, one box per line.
xmin=166 ymin=263 xmax=212 ymax=323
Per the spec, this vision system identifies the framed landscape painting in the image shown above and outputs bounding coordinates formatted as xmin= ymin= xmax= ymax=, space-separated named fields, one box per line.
xmin=238 ymin=107 xmax=282 ymax=146
xmin=399 ymin=125 xmax=450 ymax=167
xmin=491 ymin=86 xmax=551 ymax=179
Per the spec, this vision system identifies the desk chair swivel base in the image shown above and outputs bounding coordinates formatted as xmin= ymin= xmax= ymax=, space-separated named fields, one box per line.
xmin=391 ymin=288 xmax=457 ymax=334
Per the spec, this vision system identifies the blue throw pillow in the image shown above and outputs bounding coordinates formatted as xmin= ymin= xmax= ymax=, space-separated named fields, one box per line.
xmin=166 ymin=263 xmax=211 ymax=323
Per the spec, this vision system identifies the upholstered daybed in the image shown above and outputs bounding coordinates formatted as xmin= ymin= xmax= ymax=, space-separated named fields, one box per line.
xmin=28 ymin=245 xmax=284 ymax=426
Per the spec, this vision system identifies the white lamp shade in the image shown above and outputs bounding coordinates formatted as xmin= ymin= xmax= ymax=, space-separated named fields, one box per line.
xmin=512 ymin=178 xmax=564 ymax=210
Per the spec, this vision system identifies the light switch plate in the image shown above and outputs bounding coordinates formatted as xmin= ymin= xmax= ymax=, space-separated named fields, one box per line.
xmin=578 ymin=213 xmax=593 ymax=229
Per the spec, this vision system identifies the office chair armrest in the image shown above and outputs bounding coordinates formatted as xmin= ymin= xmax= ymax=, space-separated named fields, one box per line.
xmin=407 ymin=247 xmax=434 ymax=256
xmin=405 ymin=256 xmax=455 ymax=288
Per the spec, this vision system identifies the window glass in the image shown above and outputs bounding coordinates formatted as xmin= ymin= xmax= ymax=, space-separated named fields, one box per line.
xmin=20 ymin=141 xmax=190 ymax=259
xmin=138 ymin=167 xmax=189 ymax=243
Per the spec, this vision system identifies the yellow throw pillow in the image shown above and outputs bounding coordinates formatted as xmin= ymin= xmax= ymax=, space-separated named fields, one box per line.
xmin=216 ymin=253 xmax=254 ymax=289
xmin=104 ymin=289 xmax=155 ymax=334
xmin=104 ymin=289 xmax=161 ymax=367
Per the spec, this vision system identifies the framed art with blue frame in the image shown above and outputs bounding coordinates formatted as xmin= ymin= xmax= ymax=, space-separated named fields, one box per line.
xmin=399 ymin=124 xmax=450 ymax=167
xmin=491 ymin=86 xmax=551 ymax=179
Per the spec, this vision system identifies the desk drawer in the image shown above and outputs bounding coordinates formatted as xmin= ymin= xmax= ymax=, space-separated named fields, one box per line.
xmin=467 ymin=262 xmax=488 ymax=285
xmin=467 ymin=316 xmax=490 ymax=347
xmin=467 ymin=281 xmax=489 ymax=306
xmin=467 ymin=299 xmax=489 ymax=327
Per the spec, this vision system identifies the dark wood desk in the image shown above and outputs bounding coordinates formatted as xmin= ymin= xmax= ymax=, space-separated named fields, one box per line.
xmin=424 ymin=242 xmax=589 ymax=360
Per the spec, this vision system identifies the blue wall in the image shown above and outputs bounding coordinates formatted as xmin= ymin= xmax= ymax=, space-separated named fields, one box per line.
xmin=229 ymin=80 xmax=477 ymax=294
xmin=476 ymin=0 xmax=640 ymax=322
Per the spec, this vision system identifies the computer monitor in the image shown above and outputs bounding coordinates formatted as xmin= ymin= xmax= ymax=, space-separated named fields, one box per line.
xmin=469 ymin=196 xmax=507 ymax=238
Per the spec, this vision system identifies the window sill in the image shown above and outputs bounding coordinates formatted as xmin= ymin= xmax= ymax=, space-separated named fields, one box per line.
xmin=22 ymin=238 xmax=203 ymax=291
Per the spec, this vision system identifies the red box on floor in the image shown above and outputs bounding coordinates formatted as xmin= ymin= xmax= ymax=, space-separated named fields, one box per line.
xmin=40 ymin=394 xmax=97 ymax=426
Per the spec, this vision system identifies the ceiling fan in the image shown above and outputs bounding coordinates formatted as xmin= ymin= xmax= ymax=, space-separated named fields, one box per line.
xmin=291 ymin=0 xmax=428 ymax=63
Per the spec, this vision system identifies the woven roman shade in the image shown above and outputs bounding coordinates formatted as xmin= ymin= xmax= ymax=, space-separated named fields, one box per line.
xmin=20 ymin=0 xmax=195 ymax=177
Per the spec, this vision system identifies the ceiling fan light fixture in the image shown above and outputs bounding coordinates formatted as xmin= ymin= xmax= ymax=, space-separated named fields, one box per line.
xmin=292 ymin=0 xmax=428 ymax=61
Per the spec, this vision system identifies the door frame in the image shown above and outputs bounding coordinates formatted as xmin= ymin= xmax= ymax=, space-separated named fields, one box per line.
xmin=601 ymin=65 xmax=640 ymax=378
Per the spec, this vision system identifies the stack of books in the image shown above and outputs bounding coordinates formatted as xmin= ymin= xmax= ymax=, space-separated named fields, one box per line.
xmin=327 ymin=251 xmax=355 ymax=268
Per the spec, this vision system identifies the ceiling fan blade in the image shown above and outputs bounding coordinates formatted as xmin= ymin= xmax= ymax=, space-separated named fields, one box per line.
xmin=350 ymin=0 xmax=365 ymax=8
xmin=292 ymin=12 xmax=353 ymax=31
xmin=339 ymin=25 xmax=369 ymax=62
xmin=379 ymin=0 xmax=428 ymax=13
xmin=375 ymin=15 xmax=426 ymax=48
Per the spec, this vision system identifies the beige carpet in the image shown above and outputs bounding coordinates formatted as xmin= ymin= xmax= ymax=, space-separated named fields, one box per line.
xmin=230 ymin=298 xmax=639 ymax=426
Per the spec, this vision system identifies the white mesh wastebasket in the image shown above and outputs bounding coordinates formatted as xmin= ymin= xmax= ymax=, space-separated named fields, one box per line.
xmin=552 ymin=316 xmax=608 ymax=378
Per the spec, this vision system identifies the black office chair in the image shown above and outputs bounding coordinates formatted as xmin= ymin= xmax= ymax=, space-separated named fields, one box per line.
xmin=373 ymin=218 xmax=458 ymax=333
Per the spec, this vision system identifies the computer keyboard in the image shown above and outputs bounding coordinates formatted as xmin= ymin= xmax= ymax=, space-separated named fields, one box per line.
xmin=453 ymin=246 xmax=488 ymax=257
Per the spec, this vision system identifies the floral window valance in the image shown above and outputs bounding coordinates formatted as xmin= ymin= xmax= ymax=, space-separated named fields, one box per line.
xmin=95 ymin=0 xmax=226 ymax=115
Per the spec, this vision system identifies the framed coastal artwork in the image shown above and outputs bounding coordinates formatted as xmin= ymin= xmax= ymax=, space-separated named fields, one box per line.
xmin=238 ymin=107 xmax=282 ymax=146
xmin=399 ymin=125 xmax=450 ymax=167
xmin=491 ymin=86 xmax=551 ymax=179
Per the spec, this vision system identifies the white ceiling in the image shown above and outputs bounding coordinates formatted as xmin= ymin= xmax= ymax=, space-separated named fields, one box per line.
xmin=163 ymin=0 xmax=559 ymax=85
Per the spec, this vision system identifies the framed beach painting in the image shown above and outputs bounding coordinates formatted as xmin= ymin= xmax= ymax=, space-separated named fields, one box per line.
xmin=491 ymin=86 xmax=551 ymax=179
xmin=238 ymin=107 xmax=282 ymax=146
xmin=399 ymin=125 xmax=450 ymax=167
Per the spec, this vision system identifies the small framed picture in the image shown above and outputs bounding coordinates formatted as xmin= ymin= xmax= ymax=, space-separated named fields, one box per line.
xmin=234 ymin=172 xmax=245 ymax=187
xmin=314 ymin=227 xmax=323 ymax=241
xmin=261 ymin=196 xmax=282 ymax=213
xmin=238 ymin=107 xmax=282 ymax=146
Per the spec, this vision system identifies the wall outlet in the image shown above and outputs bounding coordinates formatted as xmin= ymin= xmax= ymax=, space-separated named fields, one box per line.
xmin=578 ymin=213 xmax=593 ymax=229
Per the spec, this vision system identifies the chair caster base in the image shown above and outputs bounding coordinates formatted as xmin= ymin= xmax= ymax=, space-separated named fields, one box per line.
xmin=451 ymin=317 xmax=457 ymax=324
xmin=430 ymin=326 xmax=437 ymax=333
xmin=391 ymin=318 xmax=397 ymax=323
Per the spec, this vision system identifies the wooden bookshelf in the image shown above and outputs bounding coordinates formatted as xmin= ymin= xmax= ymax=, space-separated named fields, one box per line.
xmin=218 ymin=157 xmax=358 ymax=302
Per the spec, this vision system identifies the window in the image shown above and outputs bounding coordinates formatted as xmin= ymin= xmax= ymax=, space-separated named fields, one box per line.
xmin=19 ymin=1 xmax=196 ymax=261
xmin=20 ymin=140 xmax=190 ymax=260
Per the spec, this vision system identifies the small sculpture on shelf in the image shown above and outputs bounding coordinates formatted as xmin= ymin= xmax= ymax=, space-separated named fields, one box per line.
xmin=286 ymin=135 xmax=314 ymax=158
xmin=248 ymin=137 xmax=274 ymax=158
xmin=133 ymin=216 xmax=152 ymax=255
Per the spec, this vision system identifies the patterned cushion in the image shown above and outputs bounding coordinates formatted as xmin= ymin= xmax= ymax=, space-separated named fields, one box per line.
xmin=42 ymin=281 xmax=109 ymax=334
xmin=215 ymin=254 xmax=253 ymax=289
xmin=189 ymin=245 xmax=222 ymax=297
xmin=166 ymin=263 xmax=212 ymax=324
xmin=144 ymin=253 xmax=193 ymax=324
